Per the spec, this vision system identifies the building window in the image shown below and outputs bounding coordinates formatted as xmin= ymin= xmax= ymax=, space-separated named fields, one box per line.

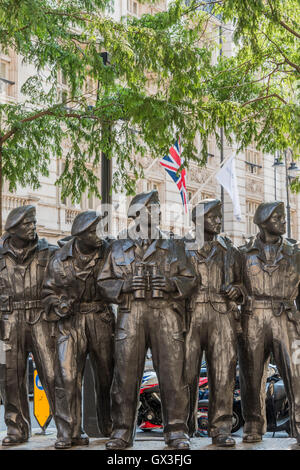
xmin=0 ymin=48 xmax=17 ymax=100
xmin=201 ymin=192 xmax=214 ymax=201
xmin=0 ymin=61 xmax=8 ymax=94
xmin=88 ymin=194 xmax=94 ymax=210
xmin=207 ymin=136 xmax=215 ymax=158
xmin=127 ymin=0 xmax=139 ymax=16
xmin=0 ymin=57 xmax=13 ymax=97
xmin=245 ymin=146 xmax=263 ymax=175
xmin=246 ymin=200 xmax=260 ymax=236
xmin=57 ymin=70 xmax=70 ymax=104
xmin=146 ymin=180 xmax=163 ymax=203
xmin=187 ymin=190 xmax=194 ymax=203
xmin=291 ymin=209 xmax=298 ymax=240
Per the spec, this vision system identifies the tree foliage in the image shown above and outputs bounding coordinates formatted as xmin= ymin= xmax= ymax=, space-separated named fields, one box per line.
xmin=0 ymin=0 xmax=299 ymax=201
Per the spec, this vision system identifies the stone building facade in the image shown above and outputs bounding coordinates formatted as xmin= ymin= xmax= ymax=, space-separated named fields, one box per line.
xmin=1 ymin=0 xmax=299 ymax=246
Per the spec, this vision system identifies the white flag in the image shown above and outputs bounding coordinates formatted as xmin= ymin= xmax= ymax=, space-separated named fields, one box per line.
xmin=216 ymin=155 xmax=242 ymax=221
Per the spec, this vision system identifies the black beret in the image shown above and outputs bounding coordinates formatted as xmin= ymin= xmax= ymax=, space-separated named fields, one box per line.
xmin=253 ymin=201 xmax=284 ymax=226
xmin=5 ymin=205 xmax=36 ymax=231
xmin=71 ymin=210 xmax=103 ymax=236
xmin=128 ymin=190 xmax=160 ymax=218
xmin=192 ymin=199 xmax=221 ymax=223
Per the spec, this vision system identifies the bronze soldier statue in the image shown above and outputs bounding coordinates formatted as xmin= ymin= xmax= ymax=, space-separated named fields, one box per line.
xmin=98 ymin=190 xmax=196 ymax=450
xmin=0 ymin=205 xmax=58 ymax=446
xmin=238 ymin=201 xmax=300 ymax=444
xmin=42 ymin=211 xmax=115 ymax=449
xmin=185 ymin=199 xmax=243 ymax=447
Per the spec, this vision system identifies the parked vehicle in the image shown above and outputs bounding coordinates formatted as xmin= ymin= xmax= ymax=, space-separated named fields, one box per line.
xmin=28 ymin=354 xmax=34 ymax=398
xmin=0 ymin=355 xmax=33 ymax=404
xmin=137 ymin=371 xmax=162 ymax=431
xmin=137 ymin=364 xmax=289 ymax=436
xmin=197 ymin=387 xmax=243 ymax=436
xmin=137 ymin=367 xmax=242 ymax=434
xmin=196 ymin=363 xmax=286 ymax=436
xmin=265 ymin=370 xmax=290 ymax=435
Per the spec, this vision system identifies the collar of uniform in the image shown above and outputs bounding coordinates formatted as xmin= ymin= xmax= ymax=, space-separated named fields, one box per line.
xmin=281 ymin=237 xmax=297 ymax=257
xmin=3 ymin=234 xmax=39 ymax=262
xmin=0 ymin=232 xmax=10 ymax=255
xmin=60 ymin=238 xmax=75 ymax=260
xmin=244 ymin=234 xmax=282 ymax=253
xmin=243 ymin=234 xmax=286 ymax=265
xmin=60 ymin=237 xmax=106 ymax=261
xmin=197 ymin=235 xmax=227 ymax=258
xmin=216 ymin=235 xmax=228 ymax=250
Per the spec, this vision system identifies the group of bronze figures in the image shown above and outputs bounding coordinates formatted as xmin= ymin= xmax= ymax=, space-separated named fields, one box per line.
xmin=0 ymin=190 xmax=299 ymax=450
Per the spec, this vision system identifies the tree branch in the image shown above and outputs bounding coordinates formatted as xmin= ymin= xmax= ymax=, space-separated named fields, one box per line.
xmin=260 ymin=30 xmax=300 ymax=74
xmin=266 ymin=0 xmax=300 ymax=39
xmin=279 ymin=20 xmax=300 ymax=39
xmin=0 ymin=102 xmax=118 ymax=144
xmin=242 ymin=94 xmax=288 ymax=107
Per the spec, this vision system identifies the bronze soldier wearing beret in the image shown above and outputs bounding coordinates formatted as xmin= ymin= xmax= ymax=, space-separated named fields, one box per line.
xmin=185 ymin=199 xmax=244 ymax=447
xmin=238 ymin=201 xmax=300 ymax=444
xmin=98 ymin=190 xmax=196 ymax=450
xmin=42 ymin=211 xmax=115 ymax=449
xmin=0 ymin=205 xmax=58 ymax=446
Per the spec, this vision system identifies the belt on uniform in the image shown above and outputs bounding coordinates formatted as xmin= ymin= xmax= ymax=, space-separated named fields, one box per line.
xmin=73 ymin=302 xmax=107 ymax=314
xmin=12 ymin=300 xmax=42 ymax=310
xmin=246 ymin=298 xmax=293 ymax=308
xmin=245 ymin=298 xmax=295 ymax=316
xmin=194 ymin=291 xmax=226 ymax=303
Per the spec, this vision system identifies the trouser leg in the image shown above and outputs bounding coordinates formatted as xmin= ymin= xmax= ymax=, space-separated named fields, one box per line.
xmin=206 ymin=310 xmax=237 ymax=438
xmin=72 ymin=317 xmax=87 ymax=440
xmin=238 ymin=310 xmax=269 ymax=436
xmin=110 ymin=306 xmax=146 ymax=444
xmin=30 ymin=319 xmax=57 ymax=417
xmin=54 ymin=315 xmax=87 ymax=441
xmin=185 ymin=305 xmax=203 ymax=436
xmin=2 ymin=313 xmax=31 ymax=440
xmin=271 ymin=314 xmax=300 ymax=439
xmin=87 ymin=312 xmax=114 ymax=437
xmin=149 ymin=307 xmax=189 ymax=444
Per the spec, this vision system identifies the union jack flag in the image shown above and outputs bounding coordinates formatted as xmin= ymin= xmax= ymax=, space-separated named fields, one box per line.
xmin=159 ymin=138 xmax=188 ymax=212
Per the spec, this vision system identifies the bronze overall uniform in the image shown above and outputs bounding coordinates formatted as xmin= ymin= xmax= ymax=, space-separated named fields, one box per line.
xmin=98 ymin=236 xmax=196 ymax=446
xmin=238 ymin=235 xmax=300 ymax=438
xmin=185 ymin=235 xmax=243 ymax=437
xmin=42 ymin=237 xmax=114 ymax=442
xmin=0 ymin=234 xmax=57 ymax=441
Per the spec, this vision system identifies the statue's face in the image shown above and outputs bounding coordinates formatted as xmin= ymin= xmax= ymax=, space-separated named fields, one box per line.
xmin=77 ymin=221 xmax=103 ymax=249
xmin=261 ymin=205 xmax=286 ymax=236
xmin=136 ymin=201 xmax=161 ymax=235
xmin=204 ymin=205 xmax=222 ymax=235
xmin=10 ymin=214 xmax=37 ymax=242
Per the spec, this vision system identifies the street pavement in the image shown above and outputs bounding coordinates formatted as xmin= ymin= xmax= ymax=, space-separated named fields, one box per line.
xmin=0 ymin=357 xmax=295 ymax=451
xmin=0 ymin=403 xmax=296 ymax=451
xmin=0 ymin=430 xmax=298 ymax=451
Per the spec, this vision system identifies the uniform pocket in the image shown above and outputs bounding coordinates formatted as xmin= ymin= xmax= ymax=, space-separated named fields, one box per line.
xmin=247 ymin=262 xmax=261 ymax=276
xmin=0 ymin=295 xmax=10 ymax=312
xmin=0 ymin=318 xmax=11 ymax=341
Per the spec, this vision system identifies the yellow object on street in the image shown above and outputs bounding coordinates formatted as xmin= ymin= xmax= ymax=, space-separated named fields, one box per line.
xmin=33 ymin=369 xmax=52 ymax=431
